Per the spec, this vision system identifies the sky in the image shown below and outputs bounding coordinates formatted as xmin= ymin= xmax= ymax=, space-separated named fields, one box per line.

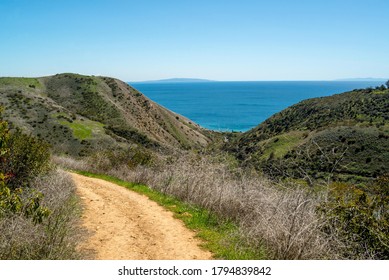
xmin=1 ymin=0 xmax=388 ymax=81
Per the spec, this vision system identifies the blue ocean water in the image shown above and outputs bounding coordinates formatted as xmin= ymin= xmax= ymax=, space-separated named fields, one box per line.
xmin=130 ymin=81 xmax=385 ymax=132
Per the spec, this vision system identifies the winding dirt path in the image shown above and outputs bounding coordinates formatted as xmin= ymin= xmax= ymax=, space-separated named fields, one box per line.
xmin=70 ymin=173 xmax=212 ymax=260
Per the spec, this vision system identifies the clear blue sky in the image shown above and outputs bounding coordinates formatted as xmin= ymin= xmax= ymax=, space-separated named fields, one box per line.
xmin=1 ymin=0 xmax=388 ymax=81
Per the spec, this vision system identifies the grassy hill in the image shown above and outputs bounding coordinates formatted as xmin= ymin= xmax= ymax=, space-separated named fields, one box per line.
xmin=227 ymin=86 xmax=389 ymax=184
xmin=0 ymin=73 xmax=210 ymax=156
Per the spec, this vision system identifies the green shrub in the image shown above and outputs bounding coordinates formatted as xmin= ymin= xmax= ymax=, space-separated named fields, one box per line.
xmin=318 ymin=182 xmax=389 ymax=259
xmin=0 ymin=178 xmax=50 ymax=224
xmin=105 ymin=125 xmax=158 ymax=148
xmin=0 ymin=113 xmax=50 ymax=223
xmin=1 ymin=128 xmax=51 ymax=190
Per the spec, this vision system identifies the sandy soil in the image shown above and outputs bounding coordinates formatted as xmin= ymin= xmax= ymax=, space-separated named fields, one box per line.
xmin=70 ymin=173 xmax=212 ymax=260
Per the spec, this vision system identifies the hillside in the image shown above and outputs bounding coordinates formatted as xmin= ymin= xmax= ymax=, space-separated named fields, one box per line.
xmin=227 ymin=86 xmax=389 ymax=183
xmin=0 ymin=73 xmax=210 ymax=156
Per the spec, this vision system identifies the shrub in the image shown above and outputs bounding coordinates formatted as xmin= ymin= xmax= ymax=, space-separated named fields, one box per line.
xmin=0 ymin=178 xmax=50 ymax=224
xmin=0 ymin=110 xmax=51 ymax=222
xmin=0 ymin=126 xmax=51 ymax=190
xmin=105 ymin=125 xmax=158 ymax=148
xmin=318 ymin=182 xmax=389 ymax=259
xmin=0 ymin=170 xmax=81 ymax=259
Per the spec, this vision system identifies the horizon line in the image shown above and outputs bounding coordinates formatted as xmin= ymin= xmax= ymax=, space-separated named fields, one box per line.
xmin=129 ymin=78 xmax=388 ymax=83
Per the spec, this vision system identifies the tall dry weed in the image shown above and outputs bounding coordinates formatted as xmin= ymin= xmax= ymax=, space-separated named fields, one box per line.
xmin=0 ymin=169 xmax=81 ymax=259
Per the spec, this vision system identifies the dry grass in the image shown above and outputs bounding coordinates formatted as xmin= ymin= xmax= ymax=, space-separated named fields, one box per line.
xmin=54 ymin=153 xmax=338 ymax=259
xmin=0 ymin=169 xmax=82 ymax=259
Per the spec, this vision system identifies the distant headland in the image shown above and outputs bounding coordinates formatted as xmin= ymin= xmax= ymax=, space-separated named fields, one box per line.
xmin=130 ymin=78 xmax=215 ymax=84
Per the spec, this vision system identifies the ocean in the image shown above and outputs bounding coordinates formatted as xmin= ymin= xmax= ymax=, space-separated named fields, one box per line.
xmin=130 ymin=81 xmax=385 ymax=132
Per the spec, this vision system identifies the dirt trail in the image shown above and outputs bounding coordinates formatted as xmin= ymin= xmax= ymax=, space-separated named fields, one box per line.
xmin=70 ymin=173 xmax=212 ymax=260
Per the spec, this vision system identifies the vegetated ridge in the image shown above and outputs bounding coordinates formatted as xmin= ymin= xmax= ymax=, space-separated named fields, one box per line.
xmin=227 ymin=85 xmax=389 ymax=184
xmin=0 ymin=73 xmax=210 ymax=156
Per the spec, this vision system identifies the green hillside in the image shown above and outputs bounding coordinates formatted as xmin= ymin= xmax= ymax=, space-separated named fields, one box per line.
xmin=227 ymin=86 xmax=389 ymax=184
xmin=0 ymin=73 xmax=210 ymax=157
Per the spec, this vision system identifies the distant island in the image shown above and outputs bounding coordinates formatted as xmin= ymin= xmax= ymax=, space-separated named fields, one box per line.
xmin=130 ymin=78 xmax=215 ymax=84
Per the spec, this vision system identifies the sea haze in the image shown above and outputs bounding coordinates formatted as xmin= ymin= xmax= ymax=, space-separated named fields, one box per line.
xmin=130 ymin=81 xmax=385 ymax=132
